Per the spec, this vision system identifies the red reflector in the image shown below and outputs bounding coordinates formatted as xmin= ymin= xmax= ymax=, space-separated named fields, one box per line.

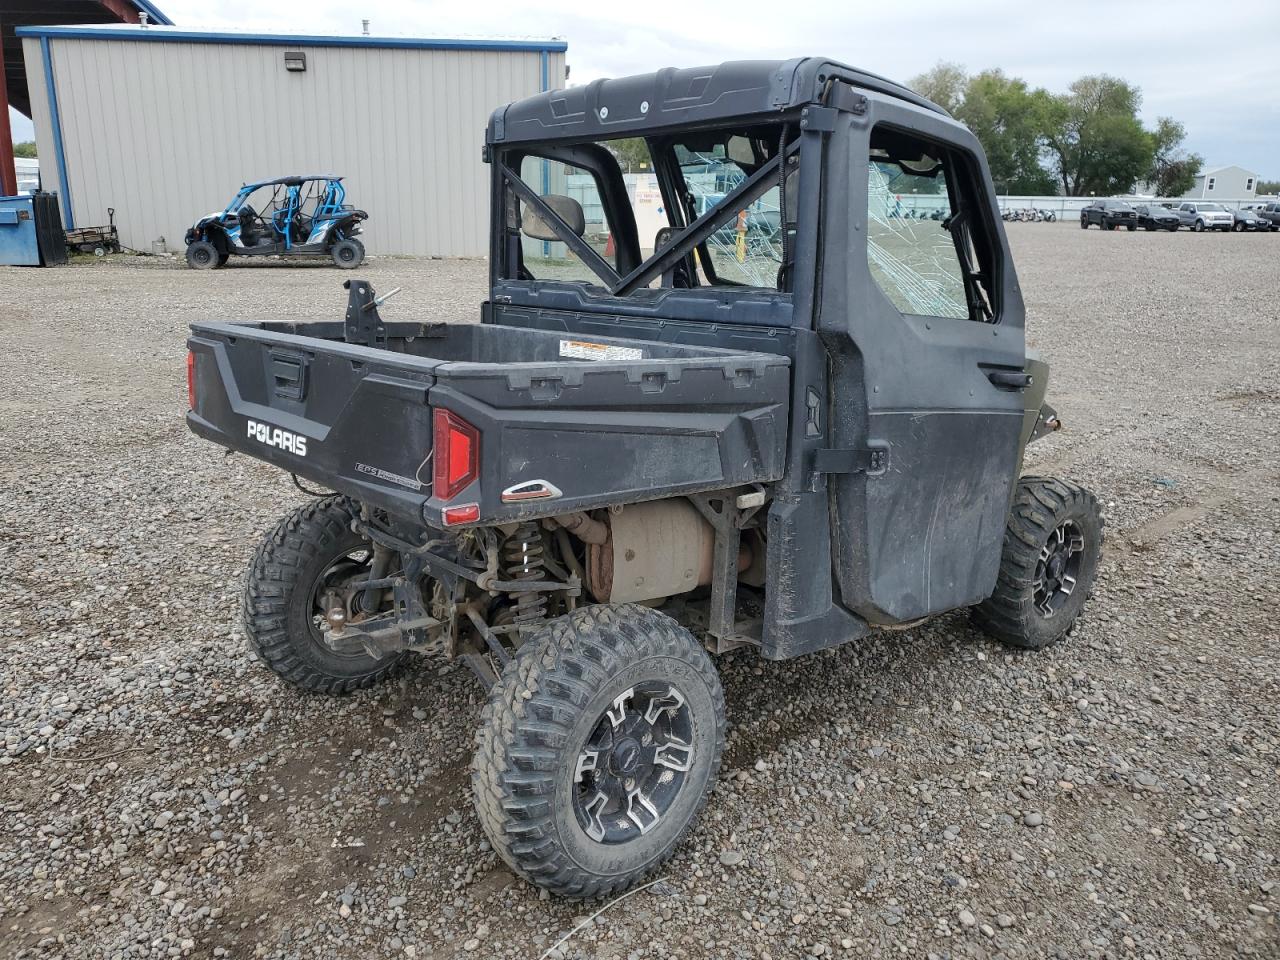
xmin=442 ymin=503 xmax=480 ymax=526
xmin=432 ymin=409 xmax=480 ymax=500
xmin=186 ymin=350 xmax=196 ymax=409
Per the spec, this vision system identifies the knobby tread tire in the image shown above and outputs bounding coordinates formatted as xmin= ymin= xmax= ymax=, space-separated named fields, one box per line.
xmin=471 ymin=604 xmax=726 ymax=899
xmin=973 ymin=476 xmax=1104 ymax=650
xmin=243 ymin=495 xmax=406 ymax=694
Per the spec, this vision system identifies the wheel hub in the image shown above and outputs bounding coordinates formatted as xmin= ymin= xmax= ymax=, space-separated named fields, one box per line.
xmin=572 ymin=684 xmax=694 ymax=844
xmin=1034 ymin=520 xmax=1086 ymax=618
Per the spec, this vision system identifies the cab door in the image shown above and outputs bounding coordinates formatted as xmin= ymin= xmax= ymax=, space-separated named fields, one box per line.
xmin=818 ymin=89 xmax=1029 ymax=624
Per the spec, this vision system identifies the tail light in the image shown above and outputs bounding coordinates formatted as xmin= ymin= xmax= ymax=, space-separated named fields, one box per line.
xmin=433 ymin=408 xmax=480 ymax=500
xmin=186 ymin=350 xmax=196 ymax=409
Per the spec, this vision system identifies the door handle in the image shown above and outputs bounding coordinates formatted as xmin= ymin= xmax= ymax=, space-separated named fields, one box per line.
xmin=986 ymin=369 xmax=1032 ymax=389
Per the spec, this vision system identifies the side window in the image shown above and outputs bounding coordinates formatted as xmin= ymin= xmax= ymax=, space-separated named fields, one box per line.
xmin=515 ymin=156 xmax=613 ymax=285
xmin=866 ymin=128 xmax=988 ymax=322
xmin=677 ymin=141 xmax=783 ymax=288
xmin=1245 ymin=177 xmax=1254 ymax=191
xmin=1207 ymin=177 xmax=1216 ymax=191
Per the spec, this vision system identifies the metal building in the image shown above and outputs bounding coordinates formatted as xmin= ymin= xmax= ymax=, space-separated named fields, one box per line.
xmin=18 ymin=24 xmax=566 ymax=256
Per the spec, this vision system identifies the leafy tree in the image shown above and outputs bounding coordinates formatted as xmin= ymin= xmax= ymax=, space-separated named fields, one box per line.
xmin=1146 ymin=118 xmax=1201 ymax=197
xmin=1255 ymin=179 xmax=1279 ymax=196
xmin=12 ymin=141 xmax=37 ymax=158
xmin=956 ymin=71 xmax=1057 ymax=195
xmin=607 ymin=138 xmax=651 ymax=173
xmin=1042 ymin=76 xmax=1154 ymax=196
xmin=908 ymin=62 xmax=968 ymax=115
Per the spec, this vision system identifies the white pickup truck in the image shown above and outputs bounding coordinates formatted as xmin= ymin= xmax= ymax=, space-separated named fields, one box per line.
xmin=1176 ymin=201 xmax=1234 ymax=232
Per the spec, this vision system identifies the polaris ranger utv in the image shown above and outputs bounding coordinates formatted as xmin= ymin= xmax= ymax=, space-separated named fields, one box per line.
xmin=186 ymin=58 xmax=1102 ymax=899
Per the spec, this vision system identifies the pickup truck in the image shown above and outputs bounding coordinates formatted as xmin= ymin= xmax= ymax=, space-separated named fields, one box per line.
xmin=1176 ymin=201 xmax=1234 ymax=232
xmin=187 ymin=57 xmax=1102 ymax=899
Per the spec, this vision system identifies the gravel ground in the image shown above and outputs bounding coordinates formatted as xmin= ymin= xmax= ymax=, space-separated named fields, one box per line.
xmin=1 ymin=226 xmax=1277 ymax=960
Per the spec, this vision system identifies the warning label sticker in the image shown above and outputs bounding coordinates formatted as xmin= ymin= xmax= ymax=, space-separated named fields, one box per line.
xmin=559 ymin=339 xmax=644 ymax=362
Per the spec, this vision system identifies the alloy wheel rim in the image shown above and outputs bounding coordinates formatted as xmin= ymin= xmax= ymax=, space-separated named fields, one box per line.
xmin=572 ymin=683 xmax=694 ymax=844
xmin=1033 ymin=520 xmax=1085 ymax=618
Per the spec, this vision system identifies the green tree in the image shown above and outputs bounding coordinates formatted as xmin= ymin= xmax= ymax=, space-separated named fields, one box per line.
xmin=1146 ymin=118 xmax=1202 ymax=196
xmin=12 ymin=141 xmax=37 ymax=158
xmin=956 ymin=70 xmax=1057 ymax=195
xmin=1253 ymin=179 xmax=1279 ymax=196
xmin=608 ymin=138 xmax=651 ymax=173
xmin=908 ymin=61 xmax=968 ymax=115
xmin=1042 ymin=76 xmax=1155 ymax=196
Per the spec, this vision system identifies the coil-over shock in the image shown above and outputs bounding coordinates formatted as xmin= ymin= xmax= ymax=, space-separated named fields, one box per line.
xmin=504 ymin=521 xmax=548 ymax=632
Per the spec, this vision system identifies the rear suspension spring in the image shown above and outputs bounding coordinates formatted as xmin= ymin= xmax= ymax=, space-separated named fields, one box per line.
xmin=504 ymin=521 xmax=548 ymax=631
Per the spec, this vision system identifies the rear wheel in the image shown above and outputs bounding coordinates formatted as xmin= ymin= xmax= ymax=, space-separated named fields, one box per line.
xmin=973 ymin=477 xmax=1103 ymax=650
xmin=331 ymin=238 xmax=365 ymax=269
xmin=472 ymin=604 xmax=726 ymax=898
xmin=1126 ymin=223 xmax=1136 ymax=231
xmin=244 ymin=496 xmax=407 ymax=693
xmin=186 ymin=240 xmax=218 ymax=270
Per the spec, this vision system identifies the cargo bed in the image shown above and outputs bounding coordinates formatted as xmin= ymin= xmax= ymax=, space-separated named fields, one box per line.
xmin=187 ymin=320 xmax=791 ymax=526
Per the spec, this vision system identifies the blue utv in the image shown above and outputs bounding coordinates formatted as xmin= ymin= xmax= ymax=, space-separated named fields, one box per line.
xmin=184 ymin=175 xmax=368 ymax=269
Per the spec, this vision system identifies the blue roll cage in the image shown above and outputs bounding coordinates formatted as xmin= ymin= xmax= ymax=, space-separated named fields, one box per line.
xmin=218 ymin=176 xmax=348 ymax=251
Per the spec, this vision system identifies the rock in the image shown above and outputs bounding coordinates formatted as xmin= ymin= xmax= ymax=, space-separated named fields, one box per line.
xmin=719 ymin=850 xmax=744 ymax=866
xmin=1023 ymin=812 xmax=1044 ymax=827
xmin=959 ymin=909 xmax=977 ymax=927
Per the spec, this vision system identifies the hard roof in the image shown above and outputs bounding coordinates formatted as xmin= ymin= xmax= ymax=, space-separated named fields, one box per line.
xmin=490 ymin=57 xmax=945 ymax=144
xmin=13 ymin=22 xmax=567 ymax=54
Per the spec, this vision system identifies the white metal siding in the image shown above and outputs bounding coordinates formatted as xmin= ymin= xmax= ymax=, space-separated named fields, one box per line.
xmin=25 ymin=37 xmax=562 ymax=255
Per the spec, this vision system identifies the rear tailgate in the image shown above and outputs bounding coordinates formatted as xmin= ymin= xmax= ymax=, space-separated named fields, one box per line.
xmin=429 ymin=346 xmax=790 ymax=524
xmin=187 ymin=322 xmax=439 ymax=519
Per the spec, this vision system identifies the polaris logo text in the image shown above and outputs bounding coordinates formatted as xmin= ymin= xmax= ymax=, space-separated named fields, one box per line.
xmin=247 ymin=420 xmax=308 ymax=456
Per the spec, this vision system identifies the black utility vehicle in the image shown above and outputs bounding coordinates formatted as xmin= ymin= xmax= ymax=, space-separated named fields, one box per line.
xmin=186 ymin=58 xmax=1102 ymax=899
xmin=1080 ymin=199 xmax=1138 ymax=230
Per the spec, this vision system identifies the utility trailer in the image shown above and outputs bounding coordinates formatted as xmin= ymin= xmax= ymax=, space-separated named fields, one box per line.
xmin=187 ymin=57 xmax=1101 ymax=899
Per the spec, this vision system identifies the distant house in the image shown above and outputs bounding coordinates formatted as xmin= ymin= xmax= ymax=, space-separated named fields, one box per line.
xmin=1181 ymin=165 xmax=1258 ymax=199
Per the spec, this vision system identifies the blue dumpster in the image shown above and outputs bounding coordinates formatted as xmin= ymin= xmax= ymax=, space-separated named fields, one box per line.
xmin=0 ymin=193 xmax=67 ymax=267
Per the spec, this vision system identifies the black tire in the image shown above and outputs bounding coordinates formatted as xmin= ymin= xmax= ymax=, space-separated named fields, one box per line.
xmin=1232 ymin=222 xmax=1244 ymax=232
xmin=1126 ymin=223 xmax=1136 ymax=231
xmin=472 ymin=604 xmax=726 ymax=899
xmin=186 ymin=240 xmax=218 ymax=270
xmin=972 ymin=477 xmax=1103 ymax=650
xmin=1080 ymin=217 xmax=1089 ymax=229
xmin=244 ymin=495 xmax=407 ymax=693
xmin=1194 ymin=220 xmax=1205 ymax=232
xmin=331 ymin=238 xmax=365 ymax=269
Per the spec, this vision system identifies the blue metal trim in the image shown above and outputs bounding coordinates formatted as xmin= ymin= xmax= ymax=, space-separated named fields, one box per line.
xmin=14 ymin=26 xmax=566 ymax=53
xmin=132 ymin=1 xmax=175 ymax=25
xmin=40 ymin=38 xmax=74 ymax=230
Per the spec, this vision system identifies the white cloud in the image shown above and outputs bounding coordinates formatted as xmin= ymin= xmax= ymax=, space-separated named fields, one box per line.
xmin=11 ymin=0 xmax=1279 ymax=173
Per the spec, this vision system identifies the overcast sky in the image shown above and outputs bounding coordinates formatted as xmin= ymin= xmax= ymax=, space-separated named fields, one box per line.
xmin=10 ymin=0 xmax=1278 ymax=178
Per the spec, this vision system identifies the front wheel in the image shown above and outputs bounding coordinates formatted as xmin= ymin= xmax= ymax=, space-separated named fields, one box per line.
xmin=1080 ymin=217 xmax=1089 ymax=229
xmin=1194 ymin=220 xmax=1205 ymax=232
xmin=472 ymin=604 xmax=726 ymax=899
xmin=186 ymin=240 xmax=218 ymax=270
xmin=972 ymin=477 xmax=1103 ymax=650
xmin=244 ymin=496 xmax=407 ymax=693
xmin=331 ymin=238 xmax=365 ymax=269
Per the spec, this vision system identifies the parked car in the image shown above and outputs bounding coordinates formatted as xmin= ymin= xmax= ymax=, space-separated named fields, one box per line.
xmin=1175 ymin=202 xmax=1233 ymax=232
xmin=1251 ymin=201 xmax=1280 ymax=230
xmin=1134 ymin=204 xmax=1180 ymax=231
xmin=1080 ymin=200 xmax=1138 ymax=230
xmin=1231 ymin=207 xmax=1271 ymax=232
